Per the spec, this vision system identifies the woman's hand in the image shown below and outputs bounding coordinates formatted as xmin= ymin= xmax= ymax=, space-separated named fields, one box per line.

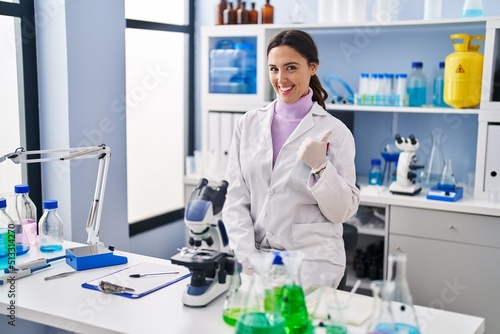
xmin=297 ymin=130 xmax=331 ymax=173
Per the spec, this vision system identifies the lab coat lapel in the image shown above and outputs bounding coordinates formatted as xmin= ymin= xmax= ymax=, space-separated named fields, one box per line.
xmin=285 ymin=103 xmax=324 ymax=145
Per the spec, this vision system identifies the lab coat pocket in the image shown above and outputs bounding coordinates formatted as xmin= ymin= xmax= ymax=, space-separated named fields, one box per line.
xmin=290 ymin=222 xmax=341 ymax=264
xmin=289 ymin=159 xmax=310 ymax=190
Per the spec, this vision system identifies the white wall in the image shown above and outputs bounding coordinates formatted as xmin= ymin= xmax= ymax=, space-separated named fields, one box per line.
xmin=36 ymin=0 xmax=129 ymax=251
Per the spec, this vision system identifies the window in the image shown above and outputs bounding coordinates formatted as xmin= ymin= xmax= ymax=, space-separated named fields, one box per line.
xmin=0 ymin=0 xmax=41 ymax=208
xmin=125 ymin=0 xmax=194 ymax=234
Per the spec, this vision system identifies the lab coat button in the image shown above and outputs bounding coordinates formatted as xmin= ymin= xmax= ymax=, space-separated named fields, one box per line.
xmin=266 ymin=231 xmax=272 ymax=238
xmin=268 ymin=189 xmax=274 ymax=195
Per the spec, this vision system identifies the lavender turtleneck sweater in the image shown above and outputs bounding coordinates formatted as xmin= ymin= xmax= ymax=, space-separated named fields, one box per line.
xmin=271 ymin=88 xmax=313 ymax=166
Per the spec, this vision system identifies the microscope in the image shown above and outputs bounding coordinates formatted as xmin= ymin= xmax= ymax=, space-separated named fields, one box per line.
xmin=389 ymin=134 xmax=424 ymax=195
xmin=170 ymin=178 xmax=239 ymax=307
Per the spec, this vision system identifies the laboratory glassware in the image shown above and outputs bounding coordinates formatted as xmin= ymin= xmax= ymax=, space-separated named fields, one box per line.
xmin=11 ymin=184 xmax=37 ymax=247
xmin=369 ymin=159 xmax=383 ymax=186
xmin=235 ymin=252 xmax=286 ymax=334
xmin=311 ymin=272 xmax=347 ymax=334
xmin=223 ymin=257 xmax=245 ymax=326
xmin=462 ymin=0 xmax=484 ymax=17
xmin=268 ymin=252 xmax=290 ymax=310
xmin=0 ymin=198 xmax=15 ymax=269
xmin=279 ymin=250 xmax=311 ymax=333
xmin=248 ymin=3 xmax=258 ymax=24
xmin=386 ymin=251 xmax=420 ymax=334
xmin=215 ymin=0 xmax=228 ymax=25
xmin=38 ymin=200 xmax=63 ymax=253
xmin=433 ymin=62 xmax=448 ymax=107
xmin=424 ymin=0 xmax=442 ymax=19
xmin=261 ymin=0 xmax=274 ymax=24
xmin=438 ymin=159 xmax=457 ymax=190
xmin=420 ymin=132 xmax=445 ymax=188
xmin=366 ymin=280 xmax=397 ymax=334
xmin=407 ymin=62 xmax=427 ymax=107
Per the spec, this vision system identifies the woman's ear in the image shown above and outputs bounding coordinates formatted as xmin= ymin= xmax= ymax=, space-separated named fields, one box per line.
xmin=310 ymin=62 xmax=318 ymax=76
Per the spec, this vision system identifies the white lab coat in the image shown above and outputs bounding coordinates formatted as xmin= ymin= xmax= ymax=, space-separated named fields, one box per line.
xmin=222 ymin=101 xmax=360 ymax=287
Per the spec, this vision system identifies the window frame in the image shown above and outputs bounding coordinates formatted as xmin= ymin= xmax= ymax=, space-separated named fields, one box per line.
xmin=0 ymin=0 xmax=41 ymax=216
xmin=126 ymin=0 xmax=195 ymax=236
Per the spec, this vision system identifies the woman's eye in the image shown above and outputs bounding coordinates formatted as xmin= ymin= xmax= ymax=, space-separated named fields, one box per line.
xmin=287 ymin=66 xmax=296 ymax=71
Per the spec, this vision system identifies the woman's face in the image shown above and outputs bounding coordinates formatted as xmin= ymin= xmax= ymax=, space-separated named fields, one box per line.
xmin=268 ymin=45 xmax=317 ymax=104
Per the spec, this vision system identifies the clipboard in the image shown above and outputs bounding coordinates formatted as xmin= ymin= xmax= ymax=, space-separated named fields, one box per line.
xmin=82 ymin=262 xmax=191 ymax=299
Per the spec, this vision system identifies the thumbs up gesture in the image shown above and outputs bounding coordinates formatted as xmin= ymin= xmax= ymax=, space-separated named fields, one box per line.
xmin=298 ymin=130 xmax=331 ymax=173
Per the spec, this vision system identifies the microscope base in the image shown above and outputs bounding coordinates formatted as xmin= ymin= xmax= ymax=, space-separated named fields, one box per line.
xmin=182 ymin=278 xmax=230 ymax=307
xmin=389 ymin=182 xmax=422 ymax=196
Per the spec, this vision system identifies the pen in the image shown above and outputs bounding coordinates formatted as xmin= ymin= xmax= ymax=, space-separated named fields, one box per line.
xmin=129 ymin=271 xmax=179 ymax=278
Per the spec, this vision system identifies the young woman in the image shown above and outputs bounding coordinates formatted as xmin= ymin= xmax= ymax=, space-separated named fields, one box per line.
xmin=222 ymin=29 xmax=360 ymax=287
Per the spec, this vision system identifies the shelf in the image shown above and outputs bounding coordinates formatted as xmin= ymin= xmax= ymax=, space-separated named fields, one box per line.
xmin=326 ymin=104 xmax=480 ymax=114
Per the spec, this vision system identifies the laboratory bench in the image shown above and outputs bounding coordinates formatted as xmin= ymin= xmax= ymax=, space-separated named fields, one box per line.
xmin=0 ymin=241 xmax=485 ymax=334
xmin=185 ymin=175 xmax=500 ymax=332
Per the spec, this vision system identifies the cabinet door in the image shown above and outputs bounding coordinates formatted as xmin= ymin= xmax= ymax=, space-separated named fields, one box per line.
xmin=389 ymin=235 xmax=500 ymax=333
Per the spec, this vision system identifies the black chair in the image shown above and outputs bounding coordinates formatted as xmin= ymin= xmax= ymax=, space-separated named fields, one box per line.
xmin=337 ymin=223 xmax=358 ymax=291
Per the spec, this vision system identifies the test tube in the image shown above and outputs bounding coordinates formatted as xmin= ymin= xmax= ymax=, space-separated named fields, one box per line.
xmin=356 ymin=73 xmax=369 ymax=105
xmin=395 ymin=73 xmax=408 ymax=106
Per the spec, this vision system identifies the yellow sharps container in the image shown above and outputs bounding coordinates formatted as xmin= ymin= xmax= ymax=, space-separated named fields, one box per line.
xmin=444 ymin=33 xmax=485 ymax=109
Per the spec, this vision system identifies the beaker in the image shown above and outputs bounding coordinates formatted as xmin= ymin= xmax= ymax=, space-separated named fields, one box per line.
xmin=311 ymin=273 xmax=347 ymax=334
xmin=386 ymin=251 xmax=420 ymax=334
xmin=420 ymin=132 xmax=445 ymax=188
xmin=366 ymin=280 xmax=396 ymax=334
xmin=280 ymin=250 xmax=311 ymax=333
xmin=222 ymin=257 xmax=245 ymax=326
xmin=438 ymin=159 xmax=456 ymax=190
xmin=235 ymin=253 xmax=286 ymax=334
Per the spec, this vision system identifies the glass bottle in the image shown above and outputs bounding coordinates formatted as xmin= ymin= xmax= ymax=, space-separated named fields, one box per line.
xmin=38 ymin=199 xmax=64 ymax=253
xmin=223 ymin=258 xmax=245 ymax=326
xmin=433 ymin=61 xmax=448 ymax=107
xmin=13 ymin=184 xmax=37 ymax=247
xmin=366 ymin=280 xmax=397 ymax=334
xmin=438 ymin=159 xmax=456 ymax=190
xmin=235 ymin=252 xmax=286 ymax=334
xmin=267 ymin=252 xmax=290 ymax=311
xmin=386 ymin=251 xmax=420 ymax=334
xmin=420 ymin=132 xmax=445 ymax=188
xmin=248 ymin=2 xmax=259 ymax=24
xmin=237 ymin=1 xmax=249 ymax=24
xmin=223 ymin=2 xmax=236 ymax=25
xmin=261 ymin=0 xmax=274 ymax=24
xmin=279 ymin=250 xmax=311 ymax=334
xmin=369 ymin=158 xmax=383 ymax=185
xmin=215 ymin=0 xmax=228 ymax=25
xmin=407 ymin=62 xmax=427 ymax=107
xmin=0 ymin=198 xmax=16 ymax=270
xmin=462 ymin=0 xmax=484 ymax=17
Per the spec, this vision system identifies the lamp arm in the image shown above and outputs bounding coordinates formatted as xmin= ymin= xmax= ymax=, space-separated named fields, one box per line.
xmin=1 ymin=144 xmax=111 ymax=246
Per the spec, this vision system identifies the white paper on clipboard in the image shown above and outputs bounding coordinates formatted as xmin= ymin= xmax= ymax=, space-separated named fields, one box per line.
xmin=82 ymin=262 xmax=191 ymax=299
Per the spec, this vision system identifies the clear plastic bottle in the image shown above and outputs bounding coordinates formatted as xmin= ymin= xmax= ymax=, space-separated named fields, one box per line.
xmin=433 ymin=61 xmax=448 ymax=107
xmin=395 ymin=73 xmax=408 ymax=106
xmin=407 ymin=62 xmax=427 ymax=107
xmin=39 ymin=199 xmax=63 ymax=253
xmin=369 ymin=158 xmax=383 ymax=185
xmin=0 ymin=198 xmax=16 ymax=270
xmin=462 ymin=0 xmax=484 ymax=18
xmin=13 ymin=184 xmax=37 ymax=246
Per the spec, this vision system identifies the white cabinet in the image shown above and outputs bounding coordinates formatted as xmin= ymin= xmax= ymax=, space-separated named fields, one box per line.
xmin=388 ymin=206 xmax=500 ymax=333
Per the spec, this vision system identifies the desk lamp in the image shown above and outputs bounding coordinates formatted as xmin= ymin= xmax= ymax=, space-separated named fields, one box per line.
xmin=0 ymin=145 xmax=127 ymax=271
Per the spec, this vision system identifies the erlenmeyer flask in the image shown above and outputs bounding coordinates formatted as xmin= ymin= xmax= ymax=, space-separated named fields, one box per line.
xmin=311 ymin=273 xmax=347 ymax=334
xmin=420 ymin=132 xmax=445 ymax=188
xmin=386 ymin=251 xmax=420 ymax=334
xmin=366 ymin=280 xmax=396 ymax=334
xmin=280 ymin=250 xmax=311 ymax=334
xmin=235 ymin=253 xmax=286 ymax=334
xmin=437 ymin=159 xmax=456 ymax=190
xmin=222 ymin=257 xmax=245 ymax=326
